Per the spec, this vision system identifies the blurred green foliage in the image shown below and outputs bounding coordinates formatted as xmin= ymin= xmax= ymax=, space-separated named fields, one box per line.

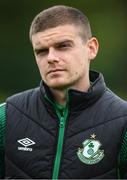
xmin=0 ymin=0 xmax=127 ymax=102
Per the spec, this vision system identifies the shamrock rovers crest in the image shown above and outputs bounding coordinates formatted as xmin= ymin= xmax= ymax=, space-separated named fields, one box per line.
xmin=77 ymin=137 xmax=104 ymax=165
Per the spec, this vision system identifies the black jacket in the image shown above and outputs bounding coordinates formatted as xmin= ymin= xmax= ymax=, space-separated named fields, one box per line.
xmin=5 ymin=71 xmax=127 ymax=179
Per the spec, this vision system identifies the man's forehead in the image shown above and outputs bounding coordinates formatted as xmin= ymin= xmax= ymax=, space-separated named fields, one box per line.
xmin=31 ymin=25 xmax=80 ymax=47
xmin=34 ymin=38 xmax=74 ymax=47
xmin=32 ymin=35 xmax=76 ymax=49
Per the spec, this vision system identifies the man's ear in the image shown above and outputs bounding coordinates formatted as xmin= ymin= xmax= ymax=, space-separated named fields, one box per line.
xmin=87 ymin=37 xmax=99 ymax=60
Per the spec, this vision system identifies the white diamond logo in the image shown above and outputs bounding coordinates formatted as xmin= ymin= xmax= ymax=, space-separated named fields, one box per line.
xmin=17 ymin=138 xmax=35 ymax=151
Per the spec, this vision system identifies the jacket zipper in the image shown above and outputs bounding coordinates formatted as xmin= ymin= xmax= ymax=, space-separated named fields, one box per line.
xmin=52 ymin=107 xmax=68 ymax=180
xmin=44 ymin=94 xmax=68 ymax=179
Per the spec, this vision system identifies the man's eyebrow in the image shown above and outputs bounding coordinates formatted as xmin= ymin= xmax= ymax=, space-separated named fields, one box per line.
xmin=34 ymin=39 xmax=73 ymax=51
xmin=55 ymin=39 xmax=73 ymax=45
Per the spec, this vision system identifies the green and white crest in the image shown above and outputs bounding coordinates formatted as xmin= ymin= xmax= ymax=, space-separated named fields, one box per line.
xmin=77 ymin=138 xmax=104 ymax=165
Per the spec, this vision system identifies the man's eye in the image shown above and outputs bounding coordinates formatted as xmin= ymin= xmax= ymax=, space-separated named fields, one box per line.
xmin=58 ymin=43 xmax=70 ymax=49
xmin=36 ymin=49 xmax=48 ymax=56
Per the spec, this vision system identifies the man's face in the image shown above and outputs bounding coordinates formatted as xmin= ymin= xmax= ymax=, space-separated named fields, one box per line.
xmin=32 ymin=25 xmax=98 ymax=90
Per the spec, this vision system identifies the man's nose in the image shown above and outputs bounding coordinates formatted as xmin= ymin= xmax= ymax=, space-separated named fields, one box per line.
xmin=47 ymin=48 xmax=59 ymax=62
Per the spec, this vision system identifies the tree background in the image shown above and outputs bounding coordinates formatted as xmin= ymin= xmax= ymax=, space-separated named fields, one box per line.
xmin=0 ymin=0 xmax=127 ymax=102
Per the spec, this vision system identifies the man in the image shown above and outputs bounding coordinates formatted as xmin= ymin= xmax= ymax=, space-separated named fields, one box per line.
xmin=0 ymin=5 xmax=127 ymax=179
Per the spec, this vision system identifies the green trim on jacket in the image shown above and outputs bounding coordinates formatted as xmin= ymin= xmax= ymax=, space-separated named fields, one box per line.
xmin=0 ymin=103 xmax=6 ymax=178
xmin=44 ymin=94 xmax=69 ymax=179
xmin=0 ymin=103 xmax=6 ymax=150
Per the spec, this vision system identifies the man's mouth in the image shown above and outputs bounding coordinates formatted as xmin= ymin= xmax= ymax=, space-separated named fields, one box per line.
xmin=47 ymin=69 xmax=65 ymax=75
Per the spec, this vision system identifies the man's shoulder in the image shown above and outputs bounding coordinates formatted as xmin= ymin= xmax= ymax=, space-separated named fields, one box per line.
xmin=106 ymin=88 xmax=127 ymax=106
xmin=102 ymin=88 xmax=127 ymax=117
xmin=5 ymin=87 xmax=40 ymax=112
xmin=7 ymin=87 xmax=39 ymax=103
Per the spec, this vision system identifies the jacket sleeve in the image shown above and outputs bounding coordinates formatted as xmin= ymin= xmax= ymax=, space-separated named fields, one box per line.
xmin=119 ymin=130 xmax=127 ymax=179
xmin=0 ymin=103 xmax=6 ymax=178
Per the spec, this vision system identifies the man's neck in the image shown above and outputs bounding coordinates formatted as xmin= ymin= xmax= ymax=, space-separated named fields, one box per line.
xmin=50 ymin=80 xmax=91 ymax=105
xmin=50 ymin=88 xmax=67 ymax=106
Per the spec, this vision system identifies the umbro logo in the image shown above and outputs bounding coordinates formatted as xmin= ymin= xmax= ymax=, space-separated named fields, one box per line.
xmin=17 ymin=138 xmax=35 ymax=152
